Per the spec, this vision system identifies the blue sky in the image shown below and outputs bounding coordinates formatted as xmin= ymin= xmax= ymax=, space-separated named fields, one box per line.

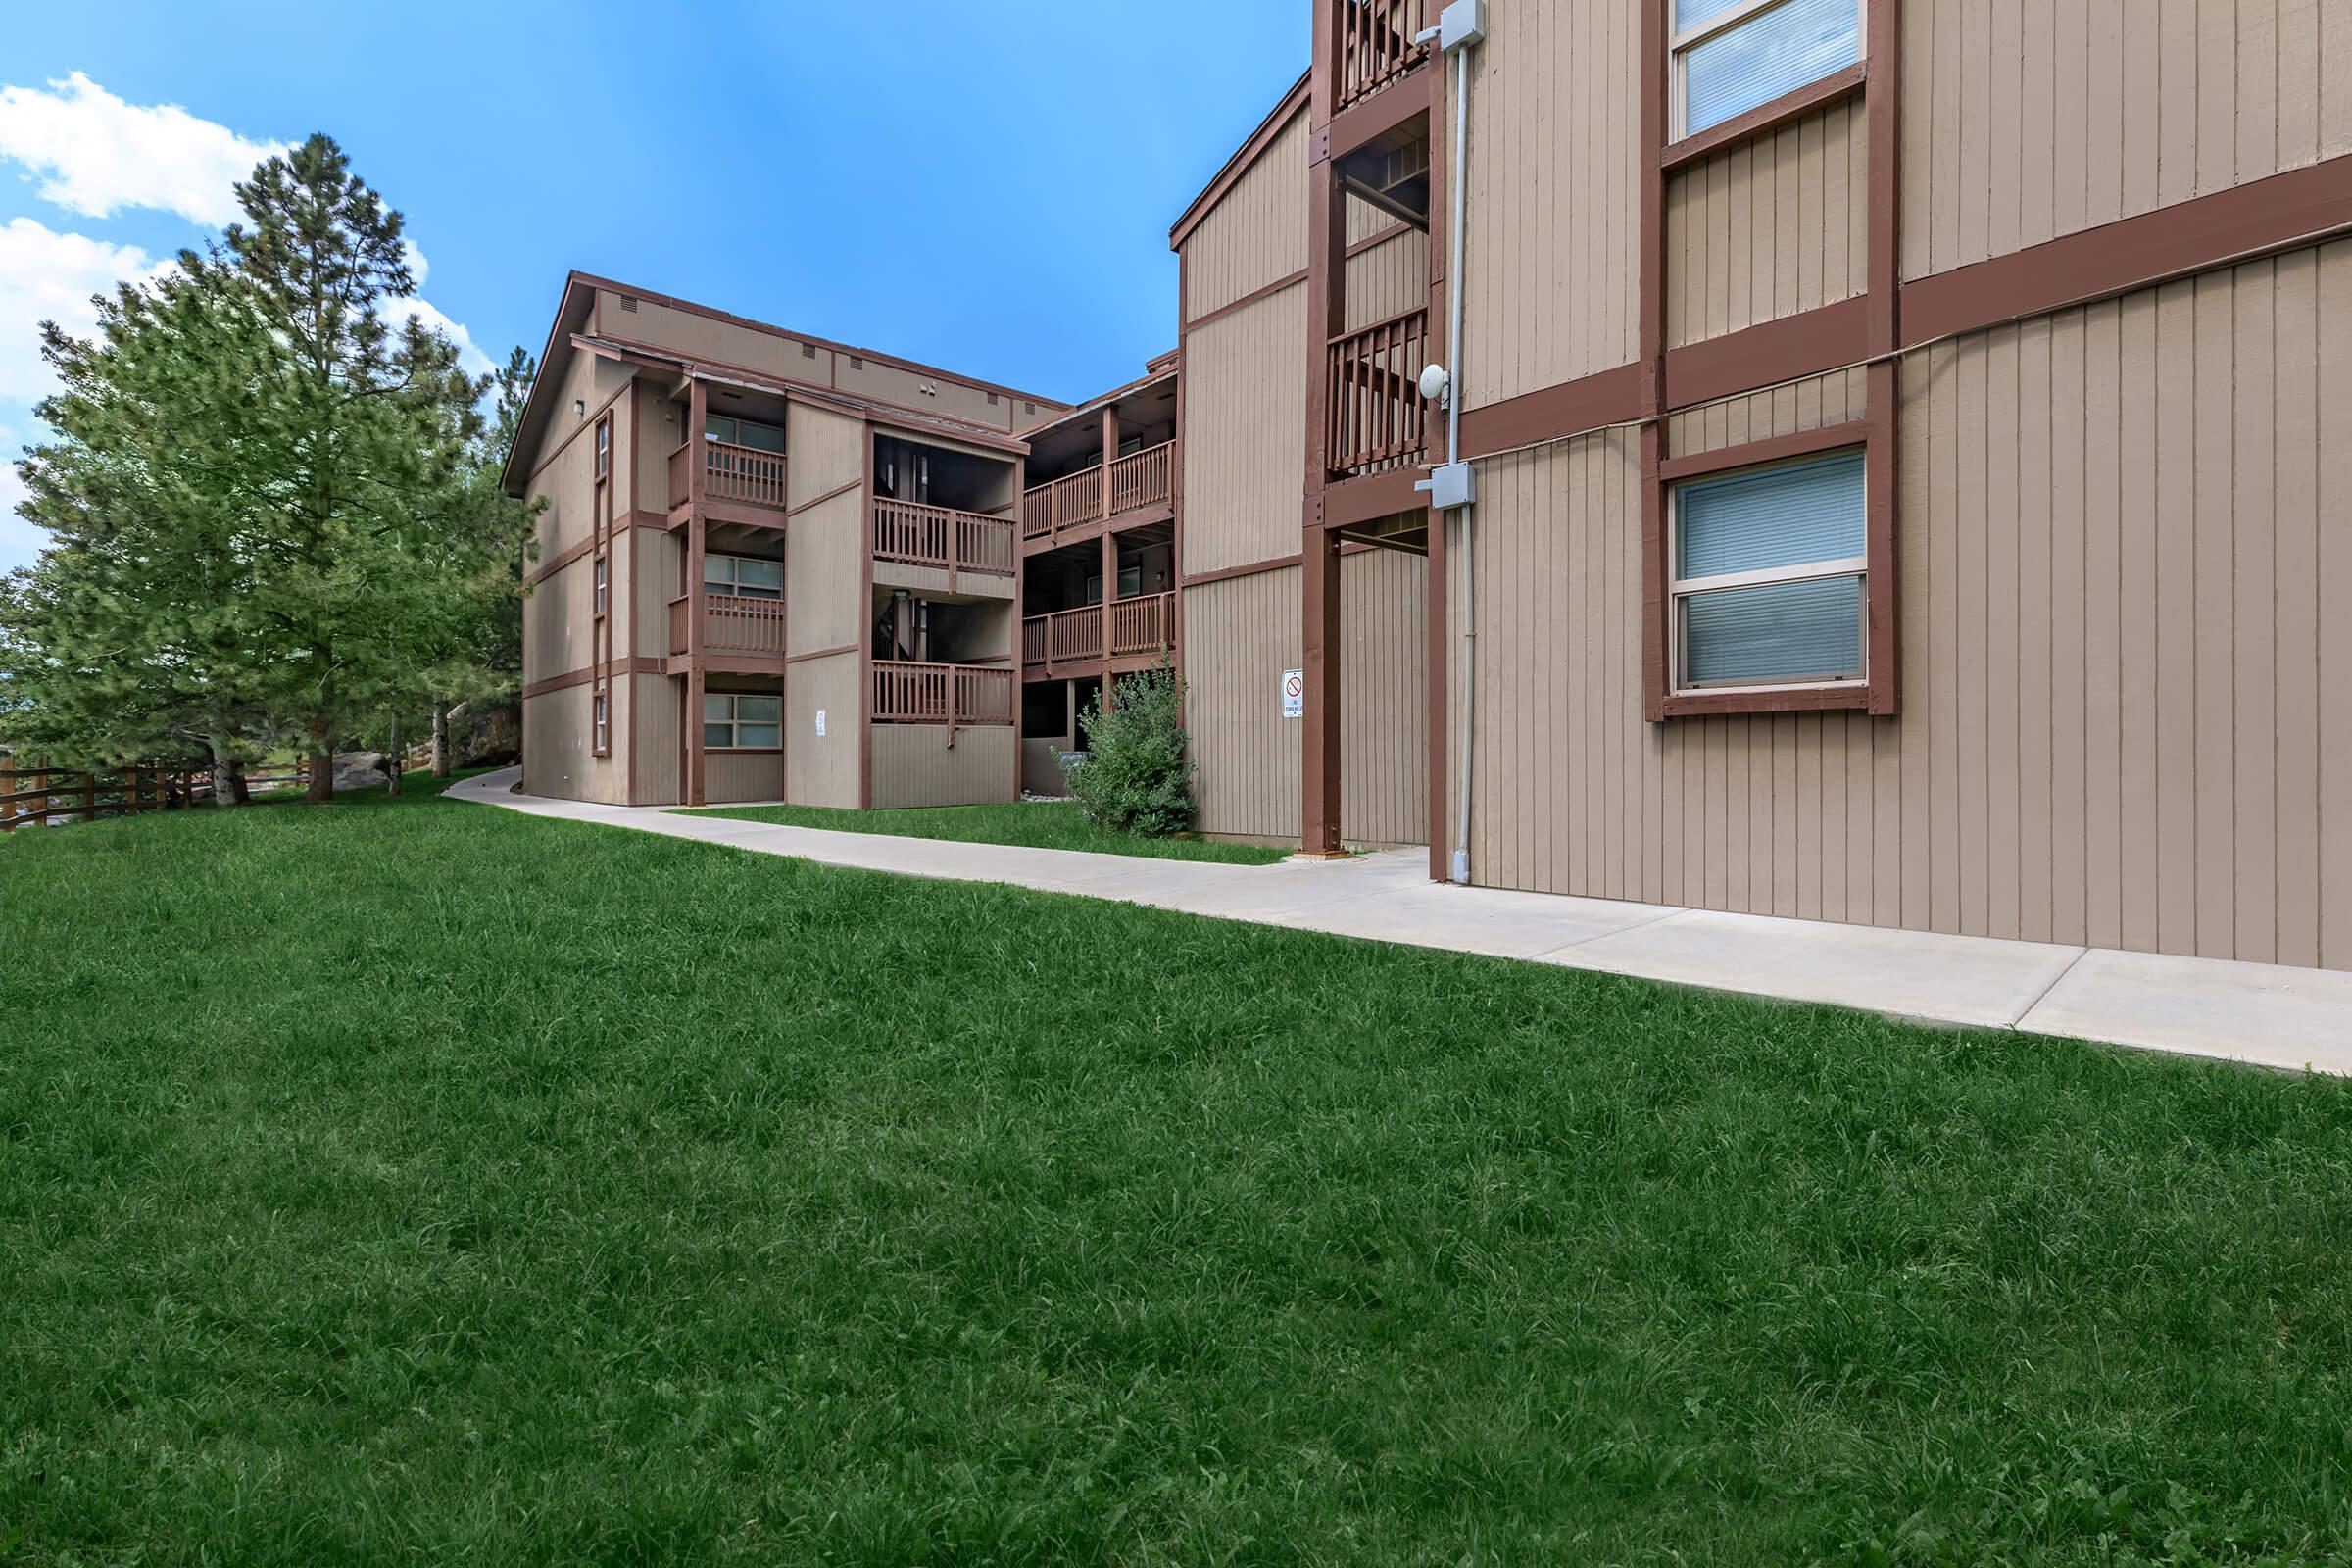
xmin=0 ymin=0 xmax=1309 ymax=572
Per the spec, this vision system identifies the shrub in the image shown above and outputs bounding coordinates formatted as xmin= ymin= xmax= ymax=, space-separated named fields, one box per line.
xmin=1063 ymin=662 xmax=1195 ymax=837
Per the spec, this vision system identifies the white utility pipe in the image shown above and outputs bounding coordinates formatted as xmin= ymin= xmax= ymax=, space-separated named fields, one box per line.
xmin=1446 ymin=38 xmax=1476 ymax=886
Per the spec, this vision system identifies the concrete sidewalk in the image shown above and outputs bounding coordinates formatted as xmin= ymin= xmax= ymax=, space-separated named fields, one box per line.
xmin=450 ymin=770 xmax=2352 ymax=1075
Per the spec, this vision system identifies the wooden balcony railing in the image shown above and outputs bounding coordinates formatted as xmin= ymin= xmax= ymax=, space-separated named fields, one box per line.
xmin=1326 ymin=306 xmax=1430 ymax=478
xmin=668 ymin=593 xmax=786 ymax=658
xmin=871 ymin=661 xmax=1015 ymax=726
xmin=1020 ymin=439 xmax=1176 ymax=541
xmin=1107 ymin=442 xmax=1174 ymax=516
xmin=1337 ymin=0 xmax=1433 ymax=114
xmin=1108 ymin=591 xmax=1176 ymax=658
xmin=873 ymin=499 xmax=1016 ymax=578
xmin=1022 ymin=466 xmax=1102 ymax=539
xmin=1022 ymin=606 xmax=1103 ymax=665
xmin=670 ymin=439 xmax=789 ymax=512
xmin=1021 ymin=592 xmax=1176 ymax=667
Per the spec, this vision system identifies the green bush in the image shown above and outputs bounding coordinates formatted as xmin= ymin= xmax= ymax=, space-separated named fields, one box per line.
xmin=1063 ymin=662 xmax=1195 ymax=837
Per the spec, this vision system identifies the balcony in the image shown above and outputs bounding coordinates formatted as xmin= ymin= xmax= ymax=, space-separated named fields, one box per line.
xmin=1336 ymin=0 xmax=1433 ymax=115
xmin=668 ymin=592 xmax=787 ymax=662
xmin=1020 ymin=439 xmax=1175 ymax=545
xmin=872 ymin=661 xmax=1015 ymax=726
xmin=1326 ymin=306 xmax=1429 ymax=479
xmin=669 ymin=439 xmax=789 ymax=514
xmin=1021 ymin=591 xmax=1176 ymax=671
xmin=873 ymin=498 xmax=1016 ymax=579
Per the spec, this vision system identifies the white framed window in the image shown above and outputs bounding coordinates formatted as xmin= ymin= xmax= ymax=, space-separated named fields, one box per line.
xmin=704 ymin=693 xmax=782 ymax=751
xmin=595 ymin=415 xmax=611 ymax=476
xmin=593 ymin=693 xmax=610 ymax=753
xmin=704 ymin=554 xmax=783 ymax=600
xmin=1671 ymin=0 xmax=1862 ymax=139
xmin=1670 ymin=448 xmax=1867 ymax=693
xmin=594 ymin=556 xmax=609 ymax=614
xmin=704 ymin=414 xmax=785 ymax=453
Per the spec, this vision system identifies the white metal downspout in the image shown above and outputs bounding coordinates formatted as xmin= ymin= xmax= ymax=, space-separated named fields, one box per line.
xmin=1448 ymin=38 xmax=1476 ymax=886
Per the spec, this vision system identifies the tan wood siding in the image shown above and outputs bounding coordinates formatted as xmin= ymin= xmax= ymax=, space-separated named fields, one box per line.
xmin=787 ymin=654 xmax=860 ymax=809
xmin=1665 ymin=365 xmax=1871 ymax=455
xmin=1345 ymin=219 xmax=1433 ymax=333
xmin=1181 ymin=284 xmax=1309 ymax=575
xmin=522 ymin=686 xmax=628 ymax=805
xmin=1900 ymin=0 xmax=2352 ymax=283
xmin=1459 ymin=0 xmax=1642 ymax=410
xmin=1452 ymin=241 xmax=2352 ymax=969
xmin=707 ymin=751 xmax=784 ymax=804
xmin=787 ymin=403 xmax=866 ymax=656
xmin=869 ymin=724 xmax=1015 ymax=809
xmin=524 ymin=556 xmax=599 ymax=684
xmin=1185 ymin=554 xmax=1427 ymax=845
xmin=1184 ymin=109 xmax=1310 ymax=322
xmin=632 ymin=673 xmax=682 ymax=806
xmin=1666 ymin=94 xmax=1867 ymax=349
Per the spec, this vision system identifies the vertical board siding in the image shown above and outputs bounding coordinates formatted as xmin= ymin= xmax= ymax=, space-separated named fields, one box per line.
xmin=1667 ymin=94 xmax=1868 ymax=349
xmin=1347 ymin=220 xmax=1435 ymax=333
xmin=786 ymin=654 xmax=860 ymax=809
xmin=633 ymin=673 xmax=682 ymax=806
xmin=1901 ymin=0 xmax=2352 ymax=282
xmin=706 ymin=752 xmax=784 ymax=805
xmin=1181 ymin=286 xmax=1310 ymax=575
xmin=869 ymin=726 xmax=1016 ymax=809
xmin=1184 ymin=110 xmax=1310 ymax=322
xmin=1185 ymin=556 xmax=1427 ymax=845
xmin=1460 ymin=0 xmax=1642 ymax=411
xmin=1460 ymin=241 xmax=2352 ymax=968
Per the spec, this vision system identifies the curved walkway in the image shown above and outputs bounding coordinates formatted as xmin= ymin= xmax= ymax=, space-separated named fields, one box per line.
xmin=450 ymin=770 xmax=2352 ymax=1075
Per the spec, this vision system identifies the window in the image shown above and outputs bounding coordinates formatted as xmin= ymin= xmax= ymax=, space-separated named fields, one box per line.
xmin=1671 ymin=0 xmax=1861 ymax=138
xmin=705 ymin=693 xmax=782 ymax=751
xmin=705 ymin=414 xmax=785 ymax=453
xmin=704 ymin=554 xmax=783 ymax=600
xmin=595 ymin=416 xmax=611 ymax=476
xmin=593 ymin=693 xmax=610 ymax=754
xmin=1670 ymin=448 xmax=1866 ymax=692
xmin=594 ymin=556 xmax=610 ymax=614
xmin=1083 ymin=564 xmax=1143 ymax=606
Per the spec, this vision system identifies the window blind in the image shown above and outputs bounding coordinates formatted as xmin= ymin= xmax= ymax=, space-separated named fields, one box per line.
xmin=1676 ymin=449 xmax=1865 ymax=581
xmin=1682 ymin=575 xmax=1864 ymax=685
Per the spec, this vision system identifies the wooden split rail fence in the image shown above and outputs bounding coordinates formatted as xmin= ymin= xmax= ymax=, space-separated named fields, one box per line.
xmin=0 ymin=757 xmax=312 ymax=831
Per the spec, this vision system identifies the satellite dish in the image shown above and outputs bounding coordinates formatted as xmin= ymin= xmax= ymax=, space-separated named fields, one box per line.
xmin=1417 ymin=364 xmax=1451 ymax=403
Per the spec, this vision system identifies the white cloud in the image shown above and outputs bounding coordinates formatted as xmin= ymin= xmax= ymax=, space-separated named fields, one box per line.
xmin=396 ymin=294 xmax=498 ymax=378
xmin=0 ymin=216 xmax=174 ymax=403
xmin=0 ymin=72 xmax=288 ymax=227
xmin=0 ymin=425 xmax=42 ymax=573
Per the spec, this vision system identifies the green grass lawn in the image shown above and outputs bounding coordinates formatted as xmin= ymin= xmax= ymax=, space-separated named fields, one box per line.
xmin=5 ymin=785 xmax=2351 ymax=1564
xmin=677 ymin=798 xmax=1291 ymax=865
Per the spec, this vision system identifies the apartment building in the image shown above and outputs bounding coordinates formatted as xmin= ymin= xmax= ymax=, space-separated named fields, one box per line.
xmin=1172 ymin=0 xmax=2352 ymax=971
xmin=503 ymin=274 xmax=1070 ymax=809
xmin=1014 ymin=356 xmax=1185 ymax=794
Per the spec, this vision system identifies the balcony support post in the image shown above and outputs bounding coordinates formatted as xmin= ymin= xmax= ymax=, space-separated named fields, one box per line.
xmin=686 ymin=378 xmax=710 ymax=808
xmin=1100 ymin=406 xmax=1118 ymax=520
xmin=1100 ymin=528 xmax=1118 ymax=710
xmin=1301 ymin=527 xmax=1345 ymax=858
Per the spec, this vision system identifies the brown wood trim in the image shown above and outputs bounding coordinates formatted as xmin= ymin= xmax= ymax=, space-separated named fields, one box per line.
xmin=1323 ymin=62 xmax=1432 ymax=165
xmin=1866 ymin=0 xmax=1902 ymax=353
xmin=1169 ymin=71 xmax=1313 ymax=248
xmin=1664 ymin=296 xmax=1871 ymax=410
xmin=786 ymin=477 xmax=863 ymax=517
xmin=858 ymin=422 xmax=875 ymax=810
xmin=577 ymin=333 xmax=1032 ymax=457
xmin=522 ymin=658 xmax=665 ymax=701
xmin=1458 ymin=363 xmax=1645 ymax=460
xmin=1863 ymin=361 xmax=1901 ymax=715
xmin=785 ymin=643 xmax=858 ymax=665
xmin=524 ymin=512 xmax=665 ymax=587
xmin=1638 ymin=0 xmax=1670 ymax=721
xmin=1658 ymin=418 xmax=1870 ymax=481
xmin=1183 ymin=268 xmax=1309 ymax=333
xmin=1656 ymin=684 xmax=1875 ymax=719
xmin=1182 ymin=554 xmax=1301 ymax=589
xmin=1640 ymin=423 xmax=1668 ymax=721
xmin=626 ymin=389 xmax=642 ymax=803
xmin=565 ymin=271 xmax=1062 ymax=411
xmin=1659 ymin=63 xmax=1867 ymax=173
xmin=1348 ymin=220 xmax=1415 ymax=260
xmin=1902 ymin=154 xmax=2352 ymax=348
xmin=1321 ymin=466 xmax=1428 ymax=531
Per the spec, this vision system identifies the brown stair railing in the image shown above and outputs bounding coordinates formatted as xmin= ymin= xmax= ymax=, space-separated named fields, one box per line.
xmin=871 ymin=662 xmax=1015 ymax=726
xmin=1337 ymin=0 xmax=1433 ymax=114
xmin=873 ymin=498 xmax=1015 ymax=578
xmin=1326 ymin=305 xmax=1430 ymax=478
